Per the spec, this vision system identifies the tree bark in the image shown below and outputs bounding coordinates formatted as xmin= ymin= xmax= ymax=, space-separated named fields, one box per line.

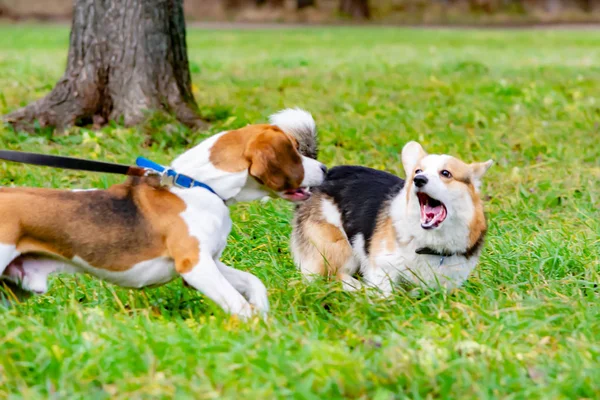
xmin=297 ymin=0 xmax=316 ymax=9
xmin=225 ymin=0 xmax=255 ymax=9
xmin=339 ymin=0 xmax=370 ymax=19
xmin=4 ymin=0 xmax=204 ymax=132
xmin=257 ymin=0 xmax=285 ymax=7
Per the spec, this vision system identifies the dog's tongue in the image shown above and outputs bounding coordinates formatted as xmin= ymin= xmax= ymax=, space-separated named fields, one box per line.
xmin=283 ymin=188 xmax=311 ymax=202
xmin=421 ymin=202 xmax=446 ymax=228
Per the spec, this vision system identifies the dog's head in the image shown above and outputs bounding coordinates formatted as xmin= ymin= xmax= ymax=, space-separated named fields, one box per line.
xmin=240 ymin=124 xmax=325 ymax=202
xmin=171 ymin=109 xmax=325 ymax=203
xmin=401 ymin=141 xmax=493 ymax=235
xmin=183 ymin=112 xmax=324 ymax=204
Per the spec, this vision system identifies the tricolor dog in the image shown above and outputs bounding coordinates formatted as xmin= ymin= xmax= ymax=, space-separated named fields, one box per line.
xmin=291 ymin=141 xmax=492 ymax=294
xmin=0 ymin=109 xmax=325 ymax=318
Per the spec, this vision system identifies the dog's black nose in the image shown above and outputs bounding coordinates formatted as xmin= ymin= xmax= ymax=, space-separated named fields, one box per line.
xmin=320 ymin=164 xmax=328 ymax=174
xmin=414 ymin=175 xmax=428 ymax=188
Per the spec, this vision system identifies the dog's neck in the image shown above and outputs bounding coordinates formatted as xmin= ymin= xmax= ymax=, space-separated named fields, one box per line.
xmin=170 ymin=132 xmax=249 ymax=202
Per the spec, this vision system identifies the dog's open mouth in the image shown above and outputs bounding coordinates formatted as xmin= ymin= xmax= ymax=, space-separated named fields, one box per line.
xmin=282 ymin=187 xmax=311 ymax=202
xmin=417 ymin=192 xmax=447 ymax=229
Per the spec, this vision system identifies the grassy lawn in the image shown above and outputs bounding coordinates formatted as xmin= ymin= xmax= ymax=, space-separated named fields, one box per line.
xmin=0 ymin=25 xmax=599 ymax=398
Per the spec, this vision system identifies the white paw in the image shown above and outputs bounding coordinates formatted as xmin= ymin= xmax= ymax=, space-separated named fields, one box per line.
xmin=22 ymin=276 xmax=48 ymax=295
xmin=246 ymin=277 xmax=270 ymax=317
xmin=232 ymin=304 xmax=255 ymax=321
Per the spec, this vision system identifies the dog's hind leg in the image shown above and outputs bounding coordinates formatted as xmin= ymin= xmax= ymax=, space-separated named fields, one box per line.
xmin=216 ymin=261 xmax=269 ymax=316
xmin=0 ymin=216 xmax=22 ymax=276
xmin=3 ymin=255 xmax=75 ymax=295
xmin=0 ymin=242 xmax=22 ymax=303
xmin=0 ymin=243 xmax=20 ymax=276
xmin=291 ymin=217 xmax=354 ymax=282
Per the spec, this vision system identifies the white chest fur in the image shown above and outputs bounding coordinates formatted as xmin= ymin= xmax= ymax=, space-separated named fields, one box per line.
xmin=368 ymin=244 xmax=479 ymax=290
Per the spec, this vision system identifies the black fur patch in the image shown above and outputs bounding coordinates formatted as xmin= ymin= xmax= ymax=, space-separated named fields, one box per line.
xmin=315 ymin=166 xmax=404 ymax=253
xmin=78 ymin=190 xmax=141 ymax=226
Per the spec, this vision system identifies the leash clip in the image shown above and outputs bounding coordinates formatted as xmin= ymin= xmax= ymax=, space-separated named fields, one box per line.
xmin=159 ymin=171 xmax=176 ymax=188
xmin=141 ymin=166 xmax=175 ymax=188
xmin=135 ymin=156 xmax=223 ymax=201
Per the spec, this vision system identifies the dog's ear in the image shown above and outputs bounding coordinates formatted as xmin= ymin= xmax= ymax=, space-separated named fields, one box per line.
xmin=402 ymin=141 xmax=427 ymax=179
xmin=470 ymin=160 xmax=494 ymax=191
xmin=246 ymin=129 xmax=304 ymax=191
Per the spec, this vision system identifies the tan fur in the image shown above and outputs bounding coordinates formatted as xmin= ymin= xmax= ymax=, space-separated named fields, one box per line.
xmin=403 ymin=145 xmax=427 ymax=203
xmin=210 ymin=124 xmax=305 ymax=191
xmin=405 ymin=177 xmax=413 ymax=204
xmin=209 ymin=126 xmax=256 ymax=172
xmin=441 ymin=158 xmax=487 ymax=248
xmin=443 ymin=158 xmax=473 ymax=184
xmin=369 ymin=214 xmax=397 ymax=263
xmin=467 ymin=186 xmax=487 ymax=248
xmin=303 ymin=221 xmax=351 ymax=277
xmin=0 ymin=178 xmax=200 ymax=272
xmin=293 ymin=194 xmax=352 ymax=277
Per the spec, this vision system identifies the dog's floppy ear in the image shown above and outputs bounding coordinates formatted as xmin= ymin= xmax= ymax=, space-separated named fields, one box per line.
xmin=246 ymin=129 xmax=304 ymax=191
xmin=470 ymin=160 xmax=494 ymax=191
xmin=402 ymin=141 xmax=427 ymax=179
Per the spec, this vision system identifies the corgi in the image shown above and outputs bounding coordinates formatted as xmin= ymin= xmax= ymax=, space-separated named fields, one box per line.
xmin=291 ymin=141 xmax=493 ymax=294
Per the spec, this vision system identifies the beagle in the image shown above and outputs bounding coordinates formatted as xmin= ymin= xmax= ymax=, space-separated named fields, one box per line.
xmin=0 ymin=109 xmax=325 ymax=318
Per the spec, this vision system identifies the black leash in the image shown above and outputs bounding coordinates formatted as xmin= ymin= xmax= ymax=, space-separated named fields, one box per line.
xmin=0 ymin=150 xmax=224 ymax=200
xmin=0 ymin=150 xmax=146 ymax=177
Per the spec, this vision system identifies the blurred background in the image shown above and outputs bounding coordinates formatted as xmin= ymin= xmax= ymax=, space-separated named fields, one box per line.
xmin=1 ymin=0 xmax=599 ymax=25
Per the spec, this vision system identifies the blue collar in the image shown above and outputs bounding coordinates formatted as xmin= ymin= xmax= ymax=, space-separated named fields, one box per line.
xmin=135 ymin=157 xmax=222 ymax=200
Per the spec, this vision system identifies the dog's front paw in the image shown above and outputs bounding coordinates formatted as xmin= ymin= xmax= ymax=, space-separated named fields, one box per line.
xmin=246 ymin=277 xmax=269 ymax=318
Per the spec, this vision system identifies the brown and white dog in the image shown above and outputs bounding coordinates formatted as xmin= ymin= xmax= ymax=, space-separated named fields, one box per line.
xmin=291 ymin=141 xmax=492 ymax=294
xmin=0 ymin=109 xmax=325 ymax=318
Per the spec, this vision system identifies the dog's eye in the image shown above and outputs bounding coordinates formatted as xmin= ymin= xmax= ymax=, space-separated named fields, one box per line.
xmin=415 ymin=169 xmax=422 ymax=174
xmin=440 ymin=170 xmax=452 ymax=179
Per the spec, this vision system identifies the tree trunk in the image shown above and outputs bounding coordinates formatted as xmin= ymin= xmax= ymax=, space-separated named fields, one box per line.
xmin=4 ymin=0 xmax=204 ymax=132
xmin=225 ymin=0 xmax=255 ymax=9
xmin=339 ymin=0 xmax=370 ymax=19
xmin=583 ymin=0 xmax=600 ymax=12
xmin=297 ymin=0 xmax=316 ymax=9
xmin=257 ymin=0 xmax=285 ymax=6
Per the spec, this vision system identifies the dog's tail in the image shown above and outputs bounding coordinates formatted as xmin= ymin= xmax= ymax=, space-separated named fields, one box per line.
xmin=269 ymin=108 xmax=318 ymax=159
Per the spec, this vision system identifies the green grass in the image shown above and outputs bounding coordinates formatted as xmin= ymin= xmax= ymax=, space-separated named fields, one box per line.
xmin=0 ymin=25 xmax=599 ymax=399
